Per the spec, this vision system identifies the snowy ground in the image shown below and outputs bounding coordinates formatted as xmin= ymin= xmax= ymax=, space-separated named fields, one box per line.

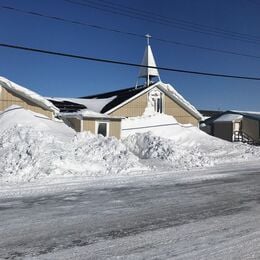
xmin=0 ymin=162 xmax=259 ymax=259
xmin=0 ymin=107 xmax=260 ymax=259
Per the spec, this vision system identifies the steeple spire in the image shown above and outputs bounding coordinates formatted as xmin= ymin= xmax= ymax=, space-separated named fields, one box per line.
xmin=136 ymin=34 xmax=160 ymax=87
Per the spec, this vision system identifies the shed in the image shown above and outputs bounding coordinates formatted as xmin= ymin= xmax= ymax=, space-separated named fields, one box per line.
xmin=201 ymin=110 xmax=260 ymax=145
xmin=60 ymin=109 xmax=123 ymax=139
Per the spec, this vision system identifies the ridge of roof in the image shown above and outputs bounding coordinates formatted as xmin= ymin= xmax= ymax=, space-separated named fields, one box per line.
xmin=81 ymin=84 xmax=147 ymax=99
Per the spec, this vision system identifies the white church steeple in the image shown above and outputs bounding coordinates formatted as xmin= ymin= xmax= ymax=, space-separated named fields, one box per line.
xmin=137 ymin=34 xmax=160 ymax=87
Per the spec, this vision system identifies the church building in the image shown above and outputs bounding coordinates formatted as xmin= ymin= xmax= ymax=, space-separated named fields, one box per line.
xmin=49 ymin=35 xmax=203 ymax=137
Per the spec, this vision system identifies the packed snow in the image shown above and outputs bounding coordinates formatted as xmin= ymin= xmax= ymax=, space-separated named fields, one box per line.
xmin=0 ymin=106 xmax=144 ymax=183
xmin=122 ymin=113 xmax=260 ymax=170
xmin=60 ymin=108 xmax=121 ymax=119
xmin=0 ymin=107 xmax=259 ymax=183
xmin=214 ymin=113 xmax=243 ymax=122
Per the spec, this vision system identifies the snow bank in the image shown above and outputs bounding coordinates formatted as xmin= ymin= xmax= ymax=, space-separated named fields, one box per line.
xmin=0 ymin=106 xmax=144 ymax=182
xmin=0 ymin=107 xmax=259 ymax=183
xmin=122 ymin=114 xmax=260 ymax=170
xmin=124 ymin=133 xmax=213 ymax=170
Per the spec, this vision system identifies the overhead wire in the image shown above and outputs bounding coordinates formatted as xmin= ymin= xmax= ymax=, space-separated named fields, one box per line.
xmin=1 ymin=5 xmax=260 ymax=60
xmin=89 ymin=0 xmax=260 ymax=42
xmin=1 ymin=42 xmax=260 ymax=81
xmin=64 ymin=0 xmax=260 ymax=45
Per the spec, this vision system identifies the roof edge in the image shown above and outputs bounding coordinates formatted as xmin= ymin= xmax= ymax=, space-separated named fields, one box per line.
xmin=0 ymin=76 xmax=59 ymax=114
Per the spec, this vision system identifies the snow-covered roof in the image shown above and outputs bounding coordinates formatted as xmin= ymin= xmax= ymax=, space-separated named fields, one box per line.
xmin=214 ymin=113 xmax=243 ymax=122
xmin=0 ymin=77 xmax=59 ymax=113
xmin=48 ymin=96 xmax=116 ymax=113
xmin=50 ymin=81 xmax=202 ymax=120
xmin=60 ymin=109 xmax=123 ymax=120
xmin=104 ymin=81 xmax=203 ymax=120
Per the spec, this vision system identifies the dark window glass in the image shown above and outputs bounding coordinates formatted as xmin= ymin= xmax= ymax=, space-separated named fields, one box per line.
xmin=98 ymin=123 xmax=107 ymax=137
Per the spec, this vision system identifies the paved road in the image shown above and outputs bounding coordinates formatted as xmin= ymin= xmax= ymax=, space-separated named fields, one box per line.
xmin=0 ymin=166 xmax=260 ymax=259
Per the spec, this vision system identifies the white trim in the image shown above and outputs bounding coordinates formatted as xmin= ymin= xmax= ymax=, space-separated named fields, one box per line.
xmin=80 ymin=119 xmax=83 ymax=132
xmin=95 ymin=120 xmax=110 ymax=137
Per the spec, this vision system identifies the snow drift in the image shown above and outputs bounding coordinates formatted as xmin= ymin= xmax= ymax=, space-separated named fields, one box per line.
xmin=122 ymin=114 xmax=260 ymax=169
xmin=0 ymin=107 xmax=259 ymax=182
xmin=0 ymin=106 xmax=144 ymax=182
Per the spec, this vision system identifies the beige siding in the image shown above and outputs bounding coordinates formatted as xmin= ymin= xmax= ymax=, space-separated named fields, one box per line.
xmin=82 ymin=118 xmax=121 ymax=139
xmin=0 ymin=87 xmax=53 ymax=118
xmin=109 ymin=120 xmax=121 ymax=139
xmin=82 ymin=119 xmax=96 ymax=134
xmin=109 ymin=91 xmax=199 ymax=126
xmin=66 ymin=118 xmax=81 ymax=132
xmin=164 ymin=95 xmax=198 ymax=126
xmin=241 ymin=118 xmax=259 ymax=142
xmin=110 ymin=94 xmax=147 ymax=117
xmin=213 ymin=122 xmax=233 ymax=142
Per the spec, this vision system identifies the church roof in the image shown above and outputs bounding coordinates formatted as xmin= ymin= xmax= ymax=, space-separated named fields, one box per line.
xmin=81 ymin=85 xmax=147 ymax=113
xmin=0 ymin=76 xmax=59 ymax=113
xmin=49 ymin=81 xmax=202 ymax=120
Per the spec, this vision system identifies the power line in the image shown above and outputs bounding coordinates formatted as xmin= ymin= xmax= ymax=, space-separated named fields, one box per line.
xmin=1 ymin=42 xmax=260 ymax=81
xmin=65 ymin=0 xmax=260 ymax=45
xmin=2 ymin=5 xmax=260 ymax=60
xmin=94 ymin=0 xmax=260 ymax=42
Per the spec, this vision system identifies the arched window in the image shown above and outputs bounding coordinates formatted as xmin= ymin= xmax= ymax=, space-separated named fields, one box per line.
xmin=148 ymin=89 xmax=163 ymax=113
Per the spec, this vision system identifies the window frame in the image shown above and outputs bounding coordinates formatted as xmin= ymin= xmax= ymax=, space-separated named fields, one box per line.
xmin=95 ymin=121 xmax=109 ymax=137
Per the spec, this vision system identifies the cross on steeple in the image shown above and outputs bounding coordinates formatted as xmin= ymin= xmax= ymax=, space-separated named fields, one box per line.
xmin=136 ymin=34 xmax=161 ymax=87
xmin=146 ymin=34 xmax=151 ymax=45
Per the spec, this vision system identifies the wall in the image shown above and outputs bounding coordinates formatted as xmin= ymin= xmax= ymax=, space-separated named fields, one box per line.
xmin=213 ymin=122 xmax=233 ymax=142
xmin=82 ymin=118 xmax=96 ymax=134
xmin=65 ymin=117 xmax=81 ymax=132
xmin=241 ymin=117 xmax=259 ymax=142
xmin=82 ymin=118 xmax=121 ymax=139
xmin=109 ymin=90 xmax=199 ymax=126
xmin=108 ymin=119 xmax=121 ymax=139
xmin=164 ymin=95 xmax=199 ymax=126
xmin=0 ymin=87 xmax=53 ymax=118
xmin=110 ymin=94 xmax=147 ymax=117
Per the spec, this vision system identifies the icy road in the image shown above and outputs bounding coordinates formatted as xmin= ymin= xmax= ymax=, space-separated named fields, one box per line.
xmin=0 ymin=164 xmax=260 ymax=259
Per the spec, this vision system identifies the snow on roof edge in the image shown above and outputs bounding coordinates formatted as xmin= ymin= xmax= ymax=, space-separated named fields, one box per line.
xmin=155 ymin=81 xmax=203 ymax=120
xmin=0 ymin=77 xmax=59 ymax=114
xmin=60 ymin=109 xmax=123 ymax=120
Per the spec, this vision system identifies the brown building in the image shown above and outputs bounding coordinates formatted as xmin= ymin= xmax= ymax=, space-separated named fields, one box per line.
xmin=200 ymin=111 xmax=260 ymax=145
xmin=49 ymin=38 xmax=202 ymax=131
xmin=0 ymin=76 xmax=58 ymax=118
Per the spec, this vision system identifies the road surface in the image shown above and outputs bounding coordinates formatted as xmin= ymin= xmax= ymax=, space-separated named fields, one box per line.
xmin=0 ymin=164 xmax=259 ymax=259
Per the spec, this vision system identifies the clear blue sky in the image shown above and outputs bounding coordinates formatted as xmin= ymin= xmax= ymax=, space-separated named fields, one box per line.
xmin=1 ymin=0 xmax=260 ymax=111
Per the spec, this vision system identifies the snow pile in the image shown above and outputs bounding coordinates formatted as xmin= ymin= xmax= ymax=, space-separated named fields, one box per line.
xmin=0 ymin=106 xmax=144 ymax=182
xmin=122 ymin=114 xmax=260 ymax=170
xmin=124 ymin=133 xmax=213 ymax=170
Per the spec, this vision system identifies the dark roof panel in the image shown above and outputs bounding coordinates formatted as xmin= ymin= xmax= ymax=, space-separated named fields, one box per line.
xmin=48 ymin=99 xmax=86 ymax=113
xmin=80 ymin=85 xmax=147 ymax=113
